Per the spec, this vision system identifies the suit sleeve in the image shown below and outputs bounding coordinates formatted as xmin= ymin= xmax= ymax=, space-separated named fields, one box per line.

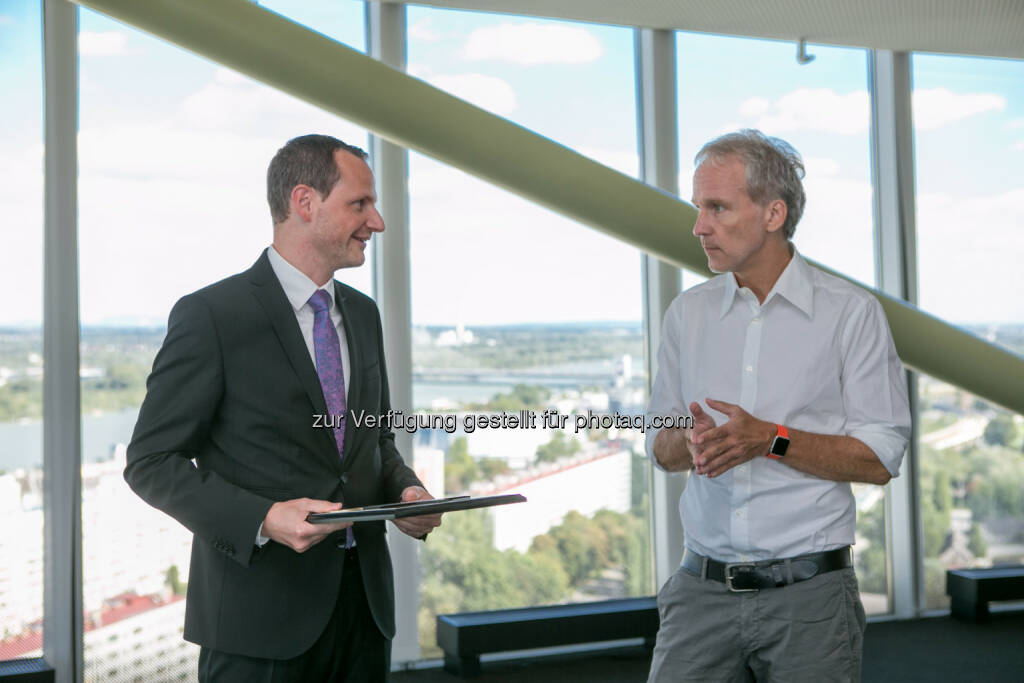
xmin=124 ymin=294 xmax=274 ymax=567
xmin=371 ymin=305 xmax=424 ymax=502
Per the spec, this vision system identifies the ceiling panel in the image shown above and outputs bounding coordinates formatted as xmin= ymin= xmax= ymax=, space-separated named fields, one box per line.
xmin=388 ymin=0 xmax=1024 ymax=60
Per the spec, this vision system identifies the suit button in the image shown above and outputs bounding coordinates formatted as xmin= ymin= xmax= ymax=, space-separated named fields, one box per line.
xmin=340 ymin=473 xmax=349 ymax=485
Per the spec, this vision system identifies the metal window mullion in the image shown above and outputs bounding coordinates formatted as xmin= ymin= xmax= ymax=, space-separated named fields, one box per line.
xmin=868 ymin=49 xmax=920 ymax=620
xmin=635 ymin=27 xmax=684 ymax=590
xmin=42 ymin=1 xmax=83 ymax=681
xmin=366 ymin=0 xmax=419 ymax=666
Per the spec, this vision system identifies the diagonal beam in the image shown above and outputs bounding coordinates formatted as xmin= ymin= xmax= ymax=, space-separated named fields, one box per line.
xmin=73 ymin=0 xmax=1024 ymax=415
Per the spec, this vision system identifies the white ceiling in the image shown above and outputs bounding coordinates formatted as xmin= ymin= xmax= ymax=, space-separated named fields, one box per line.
xmin=387 ymin=0 xmax=1024 ymax=60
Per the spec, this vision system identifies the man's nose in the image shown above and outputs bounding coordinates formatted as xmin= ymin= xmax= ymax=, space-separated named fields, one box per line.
xmin=693 ymin=210 xmax=710 ymax=236
xmin=368 ymin=207 xmax=385 ymax=232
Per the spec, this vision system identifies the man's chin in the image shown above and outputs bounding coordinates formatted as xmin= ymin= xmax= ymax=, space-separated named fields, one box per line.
xmin=706 ymin=256 xmax=727 ymax=274
xmin=337 ymin=247 xmax=367 ymax=270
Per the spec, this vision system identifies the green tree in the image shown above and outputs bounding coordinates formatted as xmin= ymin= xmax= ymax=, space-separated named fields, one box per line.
xmin=855 ymin=504 xmax=887 ymax=594
xmin=535 ymin=430 xmax=580 ymax=463
xmin=164 ymin=564 xmax=185 ymax=596
xmin=444 ymin=437 xmax=478 ymax=494
xmin=532 ymin=510 xmax=608 ymax=585
xmin=478 ymin=457 xmax=509 ymax=480
xmin=967 ymin=522 xmax=988 ymax=559
xmin=474 ymin=383 xmax=550 ymax=413
xmin=418 ymin=509 xmax=569 ymax=656
xmin=983 ymin=414 xmax=1020 ymax=448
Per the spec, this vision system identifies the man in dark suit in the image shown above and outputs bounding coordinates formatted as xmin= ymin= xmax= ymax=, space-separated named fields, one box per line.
xmin=125 ymin=134 xmax=441 ymax=682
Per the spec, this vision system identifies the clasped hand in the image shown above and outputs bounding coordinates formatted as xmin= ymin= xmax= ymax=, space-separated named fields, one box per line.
xmin=686 ymin=399 xmax=774 ymax=478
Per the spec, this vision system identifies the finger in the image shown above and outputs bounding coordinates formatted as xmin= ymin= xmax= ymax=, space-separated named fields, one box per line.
xmin=394 ymin=520 xmax=430 ymax=537
xmin=402 ymin=486 xmax=432 ymax=502
xmin=700 ymin=440 xmax=733 ymax=465
xmin=705 ymin=398 xmax=738 ymax=415
xmin=305 ymin=499 xmax=344 ymax=513
xmin=694 ymin=424 xmax=728 ymax=445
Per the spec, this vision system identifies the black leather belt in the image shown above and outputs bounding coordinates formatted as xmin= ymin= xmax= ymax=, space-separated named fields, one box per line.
xmin=682 ymin=546 xmax=852 ymax=592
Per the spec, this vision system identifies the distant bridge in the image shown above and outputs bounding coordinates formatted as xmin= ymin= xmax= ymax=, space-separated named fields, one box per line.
xmin=412 ymin=369 xmax=626 ymax=387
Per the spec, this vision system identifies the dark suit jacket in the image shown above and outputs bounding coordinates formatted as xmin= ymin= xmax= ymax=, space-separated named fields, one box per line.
xmin=125 ymin=250 xmax=422 ymax=659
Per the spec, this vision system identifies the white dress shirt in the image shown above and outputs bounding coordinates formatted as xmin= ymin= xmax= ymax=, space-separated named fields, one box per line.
xmin=645 ymin=249 xmax=911 ymax=562
xmin=257 ymin=246 xmax=352 ymax=545
xmin=267 ymin=245 xmax=351 ymax=393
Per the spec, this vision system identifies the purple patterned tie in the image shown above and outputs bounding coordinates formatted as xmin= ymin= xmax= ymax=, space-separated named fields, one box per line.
xmin=308 ymin=289 xmax=346 ymax=454
xmin=309 ymin=289 xmax=355 ymax=548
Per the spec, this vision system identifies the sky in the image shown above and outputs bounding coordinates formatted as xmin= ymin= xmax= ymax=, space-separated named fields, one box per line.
xmin=0 ymin=0 xmax=1022 ymax=331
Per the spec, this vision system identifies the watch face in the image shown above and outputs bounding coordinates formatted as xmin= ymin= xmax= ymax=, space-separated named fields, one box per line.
xmin=771 ymin=436 xmax=790 ymax=457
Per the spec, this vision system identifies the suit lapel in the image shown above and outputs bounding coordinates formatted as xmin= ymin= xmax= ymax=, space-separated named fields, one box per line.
xmin=248 ymin=251 xmax=340 ymax=464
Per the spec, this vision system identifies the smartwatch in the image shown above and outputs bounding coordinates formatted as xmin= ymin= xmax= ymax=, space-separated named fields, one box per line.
xmin=766 ymin=424 xmax=789 ymax=460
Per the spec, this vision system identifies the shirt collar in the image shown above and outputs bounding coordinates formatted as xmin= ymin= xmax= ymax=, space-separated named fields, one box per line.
xmin=718 ymin=247 xmax=815 ymax=319
xmin=267 ymin=245 xmax=335 ymax=313
xmin=770 ymin=248 xmax=815 ymax=318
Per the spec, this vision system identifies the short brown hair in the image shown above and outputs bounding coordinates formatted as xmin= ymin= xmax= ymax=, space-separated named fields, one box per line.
xmin=266 ymin=134 xmax=367 ymax=224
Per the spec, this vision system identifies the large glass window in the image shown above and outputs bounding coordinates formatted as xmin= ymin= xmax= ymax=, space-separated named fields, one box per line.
xmin=676 ymin=34 xmax=876 ymax=285
xmin=407 ymin=8 xmax=651 ymax=656
xmin=0 ymin=0 xmax=44 ymax=663
xmin=77 ymin=3 xmax=368 ymax=679
xmin=912 ymin=54 xmax=1024 ymax=609
xmin=675 ymin=33 xmax=889 ymax=614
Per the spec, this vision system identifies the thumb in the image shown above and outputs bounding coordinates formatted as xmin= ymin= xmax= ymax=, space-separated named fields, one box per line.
xmin=690 ymin=402 xmax=714 ymax=428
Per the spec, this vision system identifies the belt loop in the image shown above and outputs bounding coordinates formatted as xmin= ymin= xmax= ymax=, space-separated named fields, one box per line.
xmin=784 ymin=559 xmax=794 ymax=585
xmin=701 ymin=556 xmax=709 ymax=580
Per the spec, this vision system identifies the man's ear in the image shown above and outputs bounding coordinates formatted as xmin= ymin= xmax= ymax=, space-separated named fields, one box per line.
xmin=290 ymin=184 xmax=316 ymax=223
xmin=764 ymin=198 xmax=788 ymax=234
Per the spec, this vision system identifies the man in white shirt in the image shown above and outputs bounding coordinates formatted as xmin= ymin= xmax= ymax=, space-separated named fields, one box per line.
xmin=645 ymin=129 xmax=911 ymax=682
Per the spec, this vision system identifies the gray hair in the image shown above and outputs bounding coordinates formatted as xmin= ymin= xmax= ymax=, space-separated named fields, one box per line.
xmin=694 ymin=129 xmax=806 ymax=240
xmin=267 ymin=134 xmax=368 ymax=225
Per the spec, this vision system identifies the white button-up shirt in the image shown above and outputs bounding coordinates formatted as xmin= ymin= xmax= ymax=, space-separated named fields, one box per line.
xmin=645 ymin=250 xmax=911 ymax=562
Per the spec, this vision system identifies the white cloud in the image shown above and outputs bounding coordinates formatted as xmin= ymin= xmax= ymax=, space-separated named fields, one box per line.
xmin=1013 ymin=140 xmax=1024 ymax=152
xmin=793 ymin=176 xmax=875 ymax=286
xmin=803 ymin=156 xmax=841 ymax=177
xmin=912 ymin=88 xmax=1005 ymax=130
xmin=213 ymin=66 xmax=249 ymax=85
xmin=916 ymin=187 xmax=1024 ymax=323
xmin=737 ymin=87 xmax=1006 ymax=136
xmin=178 ymin=72 xmax=366 ymax=140
xmin=408 ymin=66 xmax=517 ymax=116
xmin=462 ymin=22 xmax=603 ymax=65
xmin=749 ymin=88 xmax=870 ymax=135
xmin=407 ymin=157 xmax=642 ymax=325
xmin=60 ymin=69 xmax=378 ymax=323
xmin=79 ymin=31 xmax=129 ymax=57
xmin=0 ymin=142 xmax=44 ymax=324
xmin=738 ymin=97 xmax=771 ymax=118
xmin=409 ymin=18 xmax=442 ymax=43
xmin=1006 ymin=118 xmax=1024 ymax=130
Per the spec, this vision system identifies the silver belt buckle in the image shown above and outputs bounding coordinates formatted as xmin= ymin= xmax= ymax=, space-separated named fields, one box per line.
xmin=724 ymin=563 xmax=759 ymax=592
